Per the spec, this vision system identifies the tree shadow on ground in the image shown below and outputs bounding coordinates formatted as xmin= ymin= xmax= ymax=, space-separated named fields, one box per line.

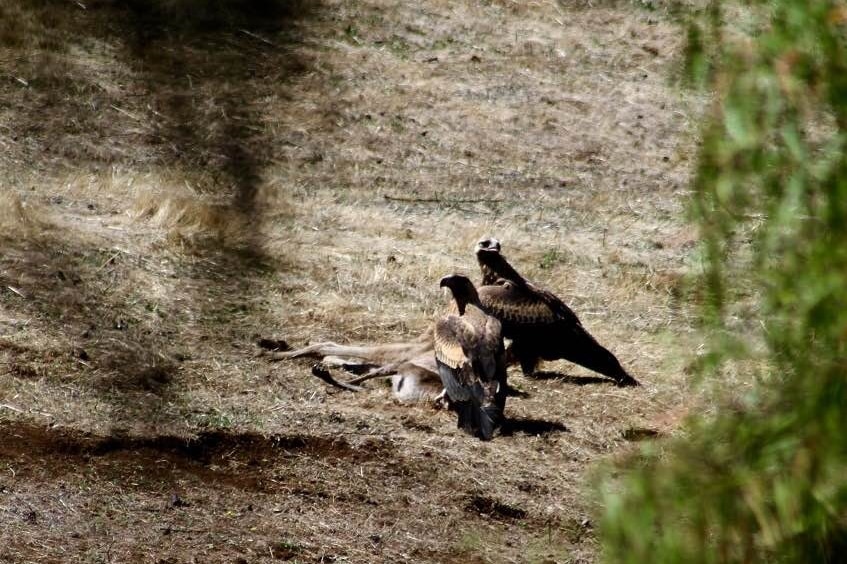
xmin=0 ymin=233 xmax=183 ymax=427
xmin=114 ymin=0 xmax=315 ymax=218
xmin=0 ymin=0 xmax=318 ymax=429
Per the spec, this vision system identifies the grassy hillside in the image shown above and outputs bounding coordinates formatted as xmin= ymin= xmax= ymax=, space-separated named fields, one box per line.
xmin=1 ymin=1 xmax=700 ymax=561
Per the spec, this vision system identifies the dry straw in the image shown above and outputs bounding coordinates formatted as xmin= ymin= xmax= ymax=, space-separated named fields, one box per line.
xmin=0 ymin=191 xmax=47 ymax=239
xmin=132 ymin=188 xmax=251 ymax=248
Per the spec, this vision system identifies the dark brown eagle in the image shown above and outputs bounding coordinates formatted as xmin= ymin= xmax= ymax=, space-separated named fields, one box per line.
xmin=434 ymin=274 xmax=508 ymax=440
xmin=475 ymin=238 xmax=639 ymax=387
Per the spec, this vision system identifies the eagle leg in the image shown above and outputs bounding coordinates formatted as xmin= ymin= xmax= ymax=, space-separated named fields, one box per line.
xmin=518 ymin=353 xmax=539 ymax=377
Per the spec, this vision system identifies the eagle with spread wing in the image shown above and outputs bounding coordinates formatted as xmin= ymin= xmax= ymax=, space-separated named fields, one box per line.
xmin=475 ymin=238 xmax=639 ymax=387
xmin=434 ymin=274 xmax=508 ymax=440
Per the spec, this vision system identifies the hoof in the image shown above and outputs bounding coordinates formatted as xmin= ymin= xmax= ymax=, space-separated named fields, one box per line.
xmin=432 ymin=389 xmax=451 ymax=410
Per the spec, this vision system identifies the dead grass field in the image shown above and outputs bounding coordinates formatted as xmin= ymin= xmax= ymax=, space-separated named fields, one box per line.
xmin=1 ymin=0 xmax=704 ymax=562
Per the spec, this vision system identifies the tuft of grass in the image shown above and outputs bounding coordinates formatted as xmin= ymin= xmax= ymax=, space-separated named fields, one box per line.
xmin=0 ymin=191 xmax=48 ymax=239
xmin=132 ymin=188 xmax=251 ymax=249
xmin=538 ymin=249 xmax=566 ymax=270
xmin=343 ymin=23 xmax=360 ymax=43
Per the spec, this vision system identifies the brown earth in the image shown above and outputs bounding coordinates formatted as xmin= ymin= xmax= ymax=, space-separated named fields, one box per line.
xmin=0 ymin=0 xmax=703 ymax=562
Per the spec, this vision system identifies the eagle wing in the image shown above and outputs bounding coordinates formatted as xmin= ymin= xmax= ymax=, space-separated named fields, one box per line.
xmin=433 ymin=314 xmax=477 ymax=402
xmin=478 ymin=280 xmax=581 ymax=328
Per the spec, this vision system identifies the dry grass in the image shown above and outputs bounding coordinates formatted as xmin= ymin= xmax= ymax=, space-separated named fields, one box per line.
xmin=0 ymin=192 xmax=47 ymax=239
xmin=0 ymin=0 xmax=706 ymax=562
xmin=132 ymin=185 xmax=252 ymax=248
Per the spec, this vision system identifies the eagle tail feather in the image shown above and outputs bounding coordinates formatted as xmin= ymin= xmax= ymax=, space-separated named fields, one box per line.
xmin=477 ymin=404 xmax=502 ymax=441
xmin=562 ymin=330 xmax=640 ymax=387
xmin=454 ymin=399 xmax=502 ymax=441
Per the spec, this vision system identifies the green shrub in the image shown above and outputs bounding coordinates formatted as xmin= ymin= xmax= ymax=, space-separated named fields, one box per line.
xmin=598 ymin=1 xmax=847 ymax=562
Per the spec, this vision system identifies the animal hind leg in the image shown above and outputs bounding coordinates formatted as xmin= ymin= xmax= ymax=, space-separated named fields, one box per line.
xmin=310 ymin=363 xmax=365 ymax=392
xmin=265 ymin=342 xmax=347 ymax=361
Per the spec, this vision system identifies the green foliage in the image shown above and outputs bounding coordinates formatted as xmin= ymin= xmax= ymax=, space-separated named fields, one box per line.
xmin=599 ymin=1 xmax=847 ymax=562
xmin=539 ymin=249 xmax=565 ymax=270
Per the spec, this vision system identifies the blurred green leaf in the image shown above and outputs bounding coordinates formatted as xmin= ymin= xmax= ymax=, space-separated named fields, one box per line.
xmin=598 ymin=0 xmax=847 ymax=562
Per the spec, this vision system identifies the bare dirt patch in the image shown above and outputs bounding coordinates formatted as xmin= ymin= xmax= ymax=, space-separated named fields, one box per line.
xmin=1 ymin=421 xmax=390 ymax=489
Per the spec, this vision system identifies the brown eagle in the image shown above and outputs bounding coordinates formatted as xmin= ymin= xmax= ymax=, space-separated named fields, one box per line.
xmin=434 ymin=274 xmax=508 ymax=440
xmin=475 ymin=238 xmax=639 ymax=387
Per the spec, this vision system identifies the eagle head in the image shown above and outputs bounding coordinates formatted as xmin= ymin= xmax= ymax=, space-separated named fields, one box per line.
xmin=475 ymin=237 xmax=502 ymax=255
xmin=439 ymin=273 xmax=473 ymax=291
xmin=439 ymin=274 xmax=480 ymax=312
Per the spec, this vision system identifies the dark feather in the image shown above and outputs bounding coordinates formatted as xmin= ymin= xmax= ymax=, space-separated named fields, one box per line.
xmin=436 ymin=361 xmax=472 ymax=402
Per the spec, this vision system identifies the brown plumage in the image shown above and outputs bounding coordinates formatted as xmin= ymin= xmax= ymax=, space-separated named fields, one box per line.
xmin=475 ymin=238 xmax=639 ymax=387
xmin=434 ymin=274 xmax=508 ymax=440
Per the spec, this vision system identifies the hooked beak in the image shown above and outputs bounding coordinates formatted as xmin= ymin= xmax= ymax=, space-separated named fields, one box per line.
xmin=476 ymin=238 xmax=502 ymax=253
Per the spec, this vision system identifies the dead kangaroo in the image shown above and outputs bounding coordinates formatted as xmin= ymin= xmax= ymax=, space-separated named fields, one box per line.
xmin=264 ymin=328 xmax=443 ymax=402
